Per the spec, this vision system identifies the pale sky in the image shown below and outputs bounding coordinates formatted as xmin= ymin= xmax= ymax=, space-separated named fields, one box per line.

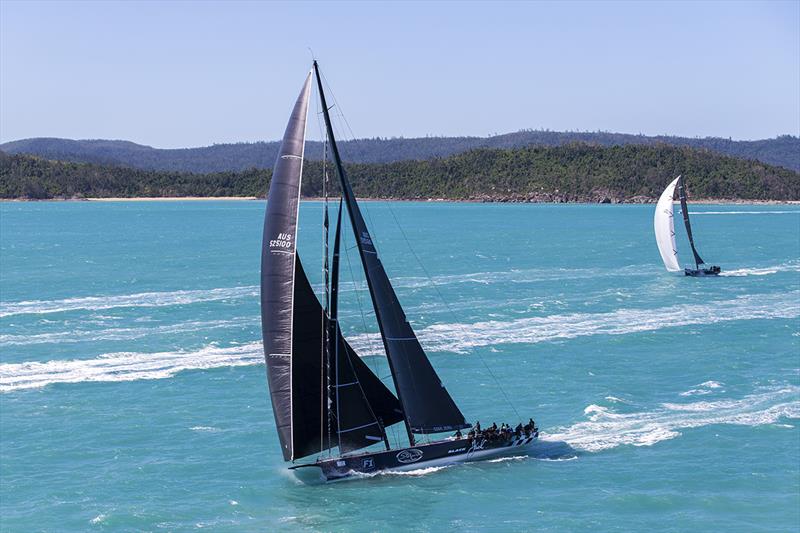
xmin=1 ymin=0 xmax=798 ymax=148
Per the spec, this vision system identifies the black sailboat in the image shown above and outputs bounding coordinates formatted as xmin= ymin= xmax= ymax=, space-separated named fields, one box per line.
xmin=260 ymin=64 xmax=538 ymax=482
xmin=676 ymin=176 xmax=721 ymax=277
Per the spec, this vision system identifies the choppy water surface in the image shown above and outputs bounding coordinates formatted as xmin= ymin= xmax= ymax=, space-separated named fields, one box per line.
xmin=1 ymin=201 xmax=798 ymax=531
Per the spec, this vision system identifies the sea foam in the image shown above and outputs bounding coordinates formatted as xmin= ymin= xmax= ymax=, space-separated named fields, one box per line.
xmin=0 ymin=317 xmax=257 ymax=347
xmin=2 ymin=291 xmax=797 ymax=392
xmin=543 ymin=386 xmax=799 ymax=452
xmin=0 ymin=343 xmax=263 ymax=392
xmin=348 ymin=290 xmax=800 ymax=355
xmin=0 ymin=286 xmax=258 ymax=318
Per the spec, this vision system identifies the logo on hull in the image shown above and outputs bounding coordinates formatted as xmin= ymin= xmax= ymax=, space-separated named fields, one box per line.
xmin=396 ymin=449 xmax=423 ymax=463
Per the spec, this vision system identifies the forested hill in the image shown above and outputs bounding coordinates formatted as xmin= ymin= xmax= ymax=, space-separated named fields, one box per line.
xmin=2 ymin=131 xmax=798 ymax=173
xmin=2 ymin=144 xmax=798 ymax=202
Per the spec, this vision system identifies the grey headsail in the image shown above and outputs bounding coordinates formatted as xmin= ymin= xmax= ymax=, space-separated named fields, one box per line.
xmin=313 ymin=61 xmax=469 ymax=438
xmin=677 ymin=175 xmax=705 ymax=268
xmin=261 ymin=73 xmax=401 ymax=461
xmin=261 ymin=73 xmax=312 ymax=461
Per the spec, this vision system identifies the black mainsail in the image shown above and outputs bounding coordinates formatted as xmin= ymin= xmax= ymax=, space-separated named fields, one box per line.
xmin=313 ymin=61 xmax=469 ymax=440
xmin=677 ymin=175 xmax=705 ymax=269
xmin=261 ymin=73 xmax=401 ymax=461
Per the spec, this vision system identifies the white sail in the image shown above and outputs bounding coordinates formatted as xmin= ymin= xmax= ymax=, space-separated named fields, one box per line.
xmin=654 ymin=176 xmax=682 ymax=272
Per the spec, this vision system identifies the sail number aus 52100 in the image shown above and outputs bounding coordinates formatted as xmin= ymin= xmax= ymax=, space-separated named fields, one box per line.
xmin=269 ymin=233 xmax=293 ymax=249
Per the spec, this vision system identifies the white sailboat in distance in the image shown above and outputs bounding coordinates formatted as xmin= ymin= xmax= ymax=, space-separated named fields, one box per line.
xmin=654 ymin=175 xmax=721 ymax=276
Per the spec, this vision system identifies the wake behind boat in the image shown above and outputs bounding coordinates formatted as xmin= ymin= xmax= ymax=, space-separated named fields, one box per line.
xmin=260 ymin=62 xmax=538 ymax=482
xmin=654 ymin=175 xmax=721 ymax=277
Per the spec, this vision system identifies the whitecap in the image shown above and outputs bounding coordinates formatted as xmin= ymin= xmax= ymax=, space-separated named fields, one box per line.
xmin=382 ymin=465 xmax=452 ymax=476
xmin=3 ymin=292 xmax=797 ymax=392
xmin=0 ymin=317 xmax=258 ymax=347
xmin=680 ymin=380 xmax=724 ymax=396
xmin=0 ymin=286 xmax=258 ymax=318
xmin=347 ymin=290 xmax=800 ymax=355
xmin=679 ymin=389 xmax=713 ymax=397
xmin=0 ymin=342 xmax=263 ymax=392
xmin=543 ymin=386 xmax=800 ymax=452
xmin=719 ymin=261 xmax=800 ymax=277
xmin=486 ymin=455 xmax=528 ymax=463
xmin=604 ymin=396 xmax=628 ymax=404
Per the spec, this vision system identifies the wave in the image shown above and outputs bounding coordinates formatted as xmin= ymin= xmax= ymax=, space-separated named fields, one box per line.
xmin=486 ymin=455 xmax=528 ymax=463
xmin=720 ymin=268 xmax=778 ymax=277
xmin=0 ymin=342 xmax=263 ymax=392
xmin=0 ymin=317 xmax=258 ymax=347
xmin=720 ymin=261 xmax=800 ymax=277
xmin=347 ymin=290 xmax=800 ymax=355
xmin=680 ymin=380 xmax=724 ymax=397
xmin=604 ymin=396 xmax=629 ymax=404
xmin=386 ymin=264 xmax=653 ymax=290
xmin=3 ymin=291 xmax=797 ymax=392
xmin=0 ymin=286 xmax=258 ymax=318
xmin=0 ymin=264 xmax=658 ymax=318
xmin=543 ymin=386 xmax=799 ymax=452
xmin=379 ymin=465 xmax=453 ymax=476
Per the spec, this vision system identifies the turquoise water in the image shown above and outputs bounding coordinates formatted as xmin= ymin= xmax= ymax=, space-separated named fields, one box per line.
xmin=1 ymin=201 xmax=798 ymax=532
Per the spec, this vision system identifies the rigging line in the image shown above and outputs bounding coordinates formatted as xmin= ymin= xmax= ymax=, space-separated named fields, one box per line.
xmin=340 ymin=205 xmax=383 ymax=375
xmin=316 ymin=69 xmax=386 ymax=253
xmin=315 ymin=92 xmax=388 ymax=381
xmin=318 ymin=68 xmax=359 ymax=153
xmin=384 ymin=203 xmax=523 ymax=423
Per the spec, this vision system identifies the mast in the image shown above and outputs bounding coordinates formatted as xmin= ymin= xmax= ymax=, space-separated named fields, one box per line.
xmin=677 ymin=175 xmax=705 ymax=269
xmin=330 ymin=199 xmax=342 ymax=449
xmin=313 ymin=61 xmax=469 ymax=444
xmin=322 ymin=137 xmax=331 ymax=454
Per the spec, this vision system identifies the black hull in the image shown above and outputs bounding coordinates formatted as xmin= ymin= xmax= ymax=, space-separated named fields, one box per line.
xmin=290 ymin=433 xmax=539 ymax=482
xmin=685 ymin=266 xmax=721 ymax=277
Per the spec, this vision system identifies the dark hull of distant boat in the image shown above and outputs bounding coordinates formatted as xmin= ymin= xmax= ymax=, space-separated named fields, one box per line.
xmin=685 ymin=266 xmax=721 ymax=277
xmin=289 ymin=432 xmax=539 ymax=482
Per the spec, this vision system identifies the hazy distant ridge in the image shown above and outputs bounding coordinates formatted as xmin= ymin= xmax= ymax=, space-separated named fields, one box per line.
xmin=2 ymin=143 xmax=797 ymax=202
xmin=2 ymin=131 xmax=798 ymax=173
